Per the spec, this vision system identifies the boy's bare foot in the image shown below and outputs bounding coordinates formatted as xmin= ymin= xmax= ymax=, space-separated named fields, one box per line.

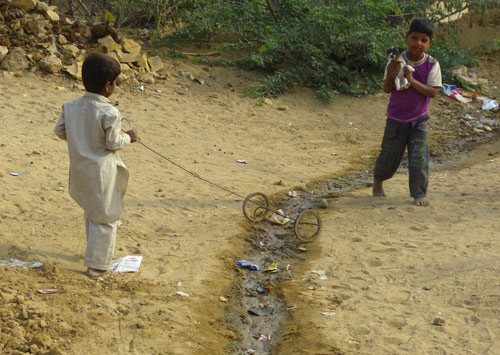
xmin=372 ymin=179 xmax=386 ymax=197
xmin=86 ymin=267 xmax=108 ymax=278
xmin=414 ymin=197 xmax=429 ymax=206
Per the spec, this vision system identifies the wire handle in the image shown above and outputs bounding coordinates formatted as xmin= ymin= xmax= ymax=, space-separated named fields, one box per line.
xmin=121 ymin=117 xmax=133 ymax=131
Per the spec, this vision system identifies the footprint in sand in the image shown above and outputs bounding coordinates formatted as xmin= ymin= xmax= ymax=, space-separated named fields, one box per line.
xmin=386 ymin=315 xmax=407 ymax=329
xmin=385 ymin=291 xmax=411 ymax=304
xmin=349 ymin=325 xmax=372 ymax=338
xmin=367 ymin=258 xmax=383 ymax=267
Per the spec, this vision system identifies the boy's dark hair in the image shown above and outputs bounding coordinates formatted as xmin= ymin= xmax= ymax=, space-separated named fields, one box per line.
xmin=408 ymin=17 xmax=434 ymax=39
xmin=82 ymin=53 xmax=121 ymax=94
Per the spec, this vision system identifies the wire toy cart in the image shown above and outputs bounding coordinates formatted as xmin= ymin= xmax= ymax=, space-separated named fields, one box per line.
xmin=122 ymin=118 xmax=322 ymax=242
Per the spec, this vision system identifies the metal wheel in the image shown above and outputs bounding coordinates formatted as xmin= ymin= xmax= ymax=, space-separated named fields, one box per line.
xmin=294 ymin=210 xmax=322 ymax=242
xmin=243 ymin=192 xmax=272 ymax=222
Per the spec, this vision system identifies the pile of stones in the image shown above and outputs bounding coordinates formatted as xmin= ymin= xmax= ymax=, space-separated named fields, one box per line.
xmin=0 ymin=0 xmax=166 ymax=85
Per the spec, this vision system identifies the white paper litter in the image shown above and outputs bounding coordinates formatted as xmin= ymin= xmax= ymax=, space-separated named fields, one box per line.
xmin=269 ymin=209 xmax=291 ymax=225
xmin=110 ymin=256 xmax=143 ymax=272
xmin=312 ymin=270 xmax=328 ymax=280
xmin=321 ymin=312 xmax=336 ymax=316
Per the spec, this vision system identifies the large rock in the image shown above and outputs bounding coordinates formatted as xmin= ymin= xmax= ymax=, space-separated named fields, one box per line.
xmin=64 ymin=61 xmax=83 ymax=80
xmin=11 ymin=0 xmax=38 ymax=11
xmin=121 ymin=38 xmax=141 ymax=54
xmin=120 ymin=52 xmax=140 ymax=63
xmin=120 ymin=63 xmax=134 ymax=76
xmin=39 ymin=54 xmax=63 ymax=73
xmin=1 ymin=48 xmax=29 ymax=71
xmin=62 ymin=44 xmax=79 ymax=57
xmin=98 ymin=35 xmax=122 ymax=52
xmin=137 ymin=54 xmax=150 ymax=72
xmin=148 ymin=56 xmax=163 ymax=72
xmin=139 ymin=73 xmax=155 ymax=84
xmin=0 ymin=46 xmax=8 ymax=63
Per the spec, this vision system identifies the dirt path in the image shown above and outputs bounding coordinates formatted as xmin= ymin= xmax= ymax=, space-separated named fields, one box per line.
xmin=0 ymin=49 xmax=498 ymax=354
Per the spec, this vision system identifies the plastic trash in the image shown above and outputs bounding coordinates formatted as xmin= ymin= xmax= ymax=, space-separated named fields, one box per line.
xmin=110 ymin=256 xmax=143 ymax=272
xmin=38 ymin=289 xmax=58 ymax=294
xmin=9 ymin=173 xmax=19 ymax=176
xmin=235 ymin=260 xmax=260 ymax=271
xmin=321 ymin=312 xmax=336 ymax=316
xmin=236 ymin=160 xmax=248 ymax=164
xmin=481 ymin=99 xmax=499 ymax=111
xmin=265 ymin=262 xmax=278 ymax=273
xmin=442 ymin=84 xmax=472 ymax=103
xmin=480 ymin=118 xmax=499 ymax=127
xmin=312 ymin=270 xmax=328 ymax=280
xmin=0 ymin=259 xmax=43 ymax=268
xmin=268 ymin=209 xmax=291 ymax=225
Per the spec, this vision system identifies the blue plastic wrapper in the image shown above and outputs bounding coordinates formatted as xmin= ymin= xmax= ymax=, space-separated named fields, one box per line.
xmin=235 ymin=260 xmax=260 ymax=271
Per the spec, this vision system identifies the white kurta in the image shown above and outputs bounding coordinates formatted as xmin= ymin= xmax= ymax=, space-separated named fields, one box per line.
xmin=54 ymin=92 xmax=131 ymax=224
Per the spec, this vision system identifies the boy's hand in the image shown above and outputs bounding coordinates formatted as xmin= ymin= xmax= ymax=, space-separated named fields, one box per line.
xmin=126 ymin=130 xmax=138 ymax=143
xmin=405 ymin=63 xmax=415 ymax=83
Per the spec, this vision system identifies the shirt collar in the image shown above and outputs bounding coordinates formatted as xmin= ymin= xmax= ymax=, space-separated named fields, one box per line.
xmin=84 ymin=91 xmax=111 ymax=103
xmin=403 ymin=51 xmax=427 ymax=65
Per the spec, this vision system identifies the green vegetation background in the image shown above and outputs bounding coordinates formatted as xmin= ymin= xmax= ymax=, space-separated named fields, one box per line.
xmin=110 ymin=0 xmax=499 ymax=99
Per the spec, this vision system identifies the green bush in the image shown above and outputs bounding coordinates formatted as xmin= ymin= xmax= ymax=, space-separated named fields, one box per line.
xmin=141 ymin=0 xmax=499 ymax=98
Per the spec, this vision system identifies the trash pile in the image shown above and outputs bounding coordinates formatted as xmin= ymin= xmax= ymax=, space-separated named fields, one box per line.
xmin=0 ymin=0 xmax=167 ymax=85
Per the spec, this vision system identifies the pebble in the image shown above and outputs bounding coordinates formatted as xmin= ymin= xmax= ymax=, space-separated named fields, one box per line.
xmin=433 ymin=318 xmax=446 ymax=326
xmin=319 ymin=199 xmax=328 ymax=209
xmin=219 ymin=296 xmax=228 ymax=302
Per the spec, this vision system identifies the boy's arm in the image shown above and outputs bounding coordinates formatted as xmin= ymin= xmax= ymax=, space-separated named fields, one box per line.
xmin=406 ymin=61 xmax=441 ymax=98
xmin=53 ymin=112 xmax=66 ymax=140
xmin=102 ymin=111 xmax=131 ymax=151
xmin=406 ymin=67 xmax=439 ymax=98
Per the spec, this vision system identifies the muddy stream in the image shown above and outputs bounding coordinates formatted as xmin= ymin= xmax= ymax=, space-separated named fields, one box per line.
xmin=223 ymin=132 xmax=500 ymax=355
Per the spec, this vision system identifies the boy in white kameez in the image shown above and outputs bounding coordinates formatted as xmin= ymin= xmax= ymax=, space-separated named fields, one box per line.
xmin=54 ymin=53 xmax=137 ymax=278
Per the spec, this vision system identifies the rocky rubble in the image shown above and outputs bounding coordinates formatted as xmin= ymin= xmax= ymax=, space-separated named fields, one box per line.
xmin=0 ymin=0 xmax=166 ymax=85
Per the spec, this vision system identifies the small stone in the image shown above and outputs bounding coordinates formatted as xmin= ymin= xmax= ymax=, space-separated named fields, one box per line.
xmin=31 ymin=334 xmax=52 ymax=348
xmin=263 ymin=98 xmax=273 ymax=105
xmin=46 ymin=10 xmax=60 ymax=22
xmin=62 ymin=44 xmax=80 ymax=57
xmin=58 ymin=34 xmax=68 ymax=45
xmin=0 ymin=46 xmax=8 ymax=62
xmin=319 ymin=199 xmax=328 ymax=209
xmin=35 ymin=1 xmax=48 ymax=12
xmin=296 ymin=184 xmax=307 ymax=192
xmin=219 ymin=296 xmax=228 ymax=302
xmin=277 ymin=105 xmax=289 ymax=111
xmin=433 ymin=318 xmax=446 ymax=326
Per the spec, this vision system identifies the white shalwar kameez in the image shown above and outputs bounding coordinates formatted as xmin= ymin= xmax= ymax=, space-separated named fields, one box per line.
xmin=54 ymin=92 xmax=131 ymax=270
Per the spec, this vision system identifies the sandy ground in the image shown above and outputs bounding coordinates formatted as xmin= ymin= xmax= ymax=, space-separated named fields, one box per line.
xmin=1 ymin=35 xmax=500 ymax=355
